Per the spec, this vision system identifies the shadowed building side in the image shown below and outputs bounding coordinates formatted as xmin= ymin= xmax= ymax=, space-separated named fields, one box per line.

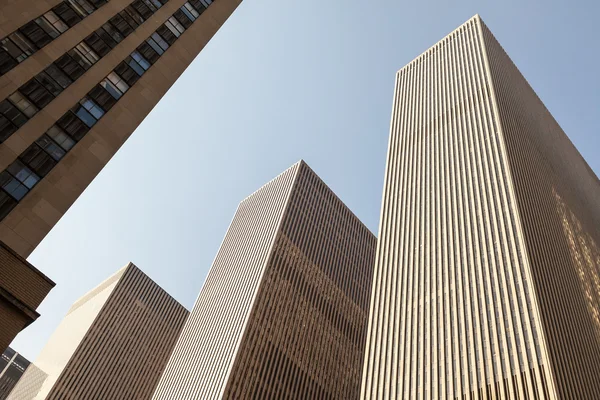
xmin=7 ymin=263 xmax=188 ymax=399
xmin=153 ymin=161 xmax=376 ymax=399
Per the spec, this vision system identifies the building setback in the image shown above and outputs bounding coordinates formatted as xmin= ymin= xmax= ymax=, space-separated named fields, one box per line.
xmin=0 ymin=347 xmax=34 ymax=399
xmin=361 ymin=14 xmax=600 ymax=400
xmin=152 ymin=160 xmax=377 ymax=399
xmin=7 ymin=263 xmax=188 ymax=399
xmin=0 ymin=0 xmax=241 ymax=349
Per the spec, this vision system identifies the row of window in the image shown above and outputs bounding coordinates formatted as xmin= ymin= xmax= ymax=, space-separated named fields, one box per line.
xmin=0 ymin=0 xmax=186 ymax=143
xmin=0 ymin=0 xmax=212 ymax=221
xmin=0 ymin=0 xmax=112 ymax=76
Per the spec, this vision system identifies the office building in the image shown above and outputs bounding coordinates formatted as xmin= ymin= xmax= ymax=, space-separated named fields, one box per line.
xmin=361 ymin=15 xmax=600 ymax=400
xmin=8 ymin=263 xmax=188 ymax=399
xmin=0 ymin=0 xmax=241 ymax=349
xmin=153 ymin=161 xmax=377 ymax=399
xmin=0 ymin=347 xmax=33 ymax=399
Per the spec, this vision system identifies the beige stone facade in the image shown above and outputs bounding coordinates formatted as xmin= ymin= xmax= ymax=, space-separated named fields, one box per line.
xmin=7 ymin=263 xmax=188 ymax=399
xmin=361 ymin=15 xmax=600 ymax=400
xmin=153 ymin=161 xmax=377 ymax=399
xmin=0 ymin=0 xmax=240 ymax=351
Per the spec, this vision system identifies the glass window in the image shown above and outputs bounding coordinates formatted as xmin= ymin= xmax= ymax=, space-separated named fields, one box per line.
xmin=146 ymin=37 xmax=164 ymax=55
xmin=67 ymin=0 xmax=95 ymax=16
xmin=44 ymin=64 xmax=72 ymax=89
xmin=173 ymin=9 xmax=193 ymax=29
xmin=101 ymin=23 xmax=124 ymax=44
xmin=74 ymin=106 xmax=97 ymax=127
xmin=167 ymin=17 xmax=185 ymax=35
xmin=80 ymin=98 xmax=104 ymax=119
xmin=84 ymin=32 xmax=111 ymax=57
xmin=151 ymin=32 xmax=169 ymax=51
xmin=43 ymin=11 xmax=69 ymax=34
xmin=100 ymin=77 xmax=123 ymax=99
xmin=156 ymin=25 xmax=177 ymax=46
xmin=1 ymin=38 xmax=27 ymax=63
xmin=55 ymin=53 xmax=85 ymax=81
xmin=19 ymin=21 xmax=53 ymax=48
xmin=7 ymin=161 xmax=39 ymax=189
xmin=126 ymin=4 xmax=148 ymax=24
xmin=35 ymin=72 xmax=63 ymax=97
xmin=75 ymin=42 xmax=100 ymax=65
xmin=8 ymin=92 xmax=38 ymax=118
xmin=182 ymin=3 xmax=200 ymax=20
xmin=0 ymin=171 xmax=29 ymax=200
xmin=47 ymin=125 xmax=75 ymax=150
xmin=131 ymin=51 xmax=150 ymax=71
xmin=8 ymin=32 xmax=36 ymax=57
xmin=142 ymin=0 xmax=160 ymax=11
xmin=34 ymin=17 xmax=61 ymax=39
xmin=57 ymin=111 xmax=89 ymax=141
xmin=19 ymin=79 xmax=54 ymax=109
xmin=106 ymin=72 xmax=129 ymax=94
xmin=109 ymin=14 xmax=135 ymax=37
xmin=0 ymin=100 xmax=28 ymax=129
xmin=0 ymin=191 xmax=17 ymax=220
xmin=53 ymin=3 xmax=83 ymax=27
xmin=37 ymin=135 xmax=66 ymax=161
xmin=189 ymin=0 xmax=207 ymax=13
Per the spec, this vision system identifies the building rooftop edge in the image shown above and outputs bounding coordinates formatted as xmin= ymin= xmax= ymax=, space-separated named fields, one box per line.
xmin=396 ymin=14 xmax=483 ymax=74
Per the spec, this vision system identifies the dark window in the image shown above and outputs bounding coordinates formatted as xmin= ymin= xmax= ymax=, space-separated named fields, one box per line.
xmin=57 ymin=111 xmax=89 ymax=141
xmin=84 ymin=32 xmax=111 ymax=57
xmin=0 ymin=115 xmax=18 ymax=142
xmin=181 ymin=3 xmax=199 ymax=21
xmin=20 ymin=144 xmax=56 ymax=177
xmin=55 ymin=53 xmax=85 ymax=80
xmin=124 ymin=6 xmax=146 ymax=26
xmin=19 ymin=79 xmax=55 ymax=109
xmin=88 ymin=85 xmax=117 ymax=111
xmin=35 ymin=72 xmax=64 ymax=97
xmin=44 ymin=64 xmax=72 ymax=89
xmin=114 ymin=61 xmax=141 ymax=86
xmin=96 ymin=26 xmax=119 ymax=48
xmin=0 ymin=191 xmax=17 ymax=221
xmin=145 ymin=0 xmax=163 ymax=9
xmin=173 ymin=9 xmax=193 ymax=29
xmin=137 ymin=42 xmax=160 ymax=64
xmin=189 ymin=0 xmax=207 ymax=14
xmin=36 ymin=135 xmax=66 ymax=161
xmin=131 ymin=0 xmax=154 ymax=19
xmin=19 ymin=21 xmax=52 ymax=49
xmin=52 ymin=3 xmax=83 ymax=27
xmin=7 ymin=161 xmax=39 ymax=190
xmin=101 ymin=23 xmax=124 ymax=44
xmin=120 ymin=10 xmax=141 ymax=30
xmin=0 ymin=48 xmax=19 ymax=75
xmin=67 ymin=0 xmax=95 ymax=17
xmin=109 ymin=14 xmax=135 ymax=37
xmin=47 ymin=126 xmax=75 ymax=151
xmin=0 ymin=100 xmax=28 ymax=131
xmin=87 ymin=0 xmax=108 ymax=8
xmin=8 ymin=33 xmax=36 ymax=58
xmin=0 ymin=170 xmax=30 ymax=201
xmin=34 ymin=17 xmax=61 ymax=39
xmin=156 ymin=25 xmax=177 ymax=46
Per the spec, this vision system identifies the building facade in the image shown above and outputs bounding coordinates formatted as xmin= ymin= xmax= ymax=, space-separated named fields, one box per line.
xmin=7 ymin=263 xmax=188 ymax=399
xmin=0 ymin=0 xmax=241 ymax=349
xmin=0 ymin=347 xmax=34 ymax=399
xmin=361 ymin=15 xmax=600 ymax=400
xmin=153 ymin=161 xmax=377 ymax=399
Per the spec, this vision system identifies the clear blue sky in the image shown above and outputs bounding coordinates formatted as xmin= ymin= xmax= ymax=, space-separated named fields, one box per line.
xmin=13 ymin=0 xmax=599 ymax=359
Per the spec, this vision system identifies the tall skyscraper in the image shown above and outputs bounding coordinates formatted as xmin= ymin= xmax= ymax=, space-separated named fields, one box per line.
xmin=0 ymin=0 xmax=241 ymax=349
xmin=153 ymin=160 xmax=377 ymax=399
xmin=0 ymin=347 xmax=33 ymax=399
xmin=7 ymin=263 xmax=188 ymax=399
xmin=361 ymin=15 xmax=600 ymax=400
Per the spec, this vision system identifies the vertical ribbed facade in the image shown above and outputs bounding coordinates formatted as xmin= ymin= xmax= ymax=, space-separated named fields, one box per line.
xmin=359 ymin=14 xmax=600 ymax=400
xmin=8 ymin=263 xmax=188 ymax=399
xmin=153 ymin=160 xmax=376 ymax=399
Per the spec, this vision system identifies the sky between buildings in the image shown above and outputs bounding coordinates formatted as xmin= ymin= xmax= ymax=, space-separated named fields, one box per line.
xmin=12 ymin=0 xmax=600 ymax=359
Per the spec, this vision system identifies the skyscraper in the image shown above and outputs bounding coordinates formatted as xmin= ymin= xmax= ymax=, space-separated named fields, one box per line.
xmin=153 ymin=161 xmax=376 ymax=399
xmin=0 ymin=0 xmax=241 ymax=349
xmin=361 ymin=15 xmax=600 ymax=400
xmin=7 ymin=263 xmax=188 ymax=399
xmin=0 ymin=347 xmax=33 ymax=399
